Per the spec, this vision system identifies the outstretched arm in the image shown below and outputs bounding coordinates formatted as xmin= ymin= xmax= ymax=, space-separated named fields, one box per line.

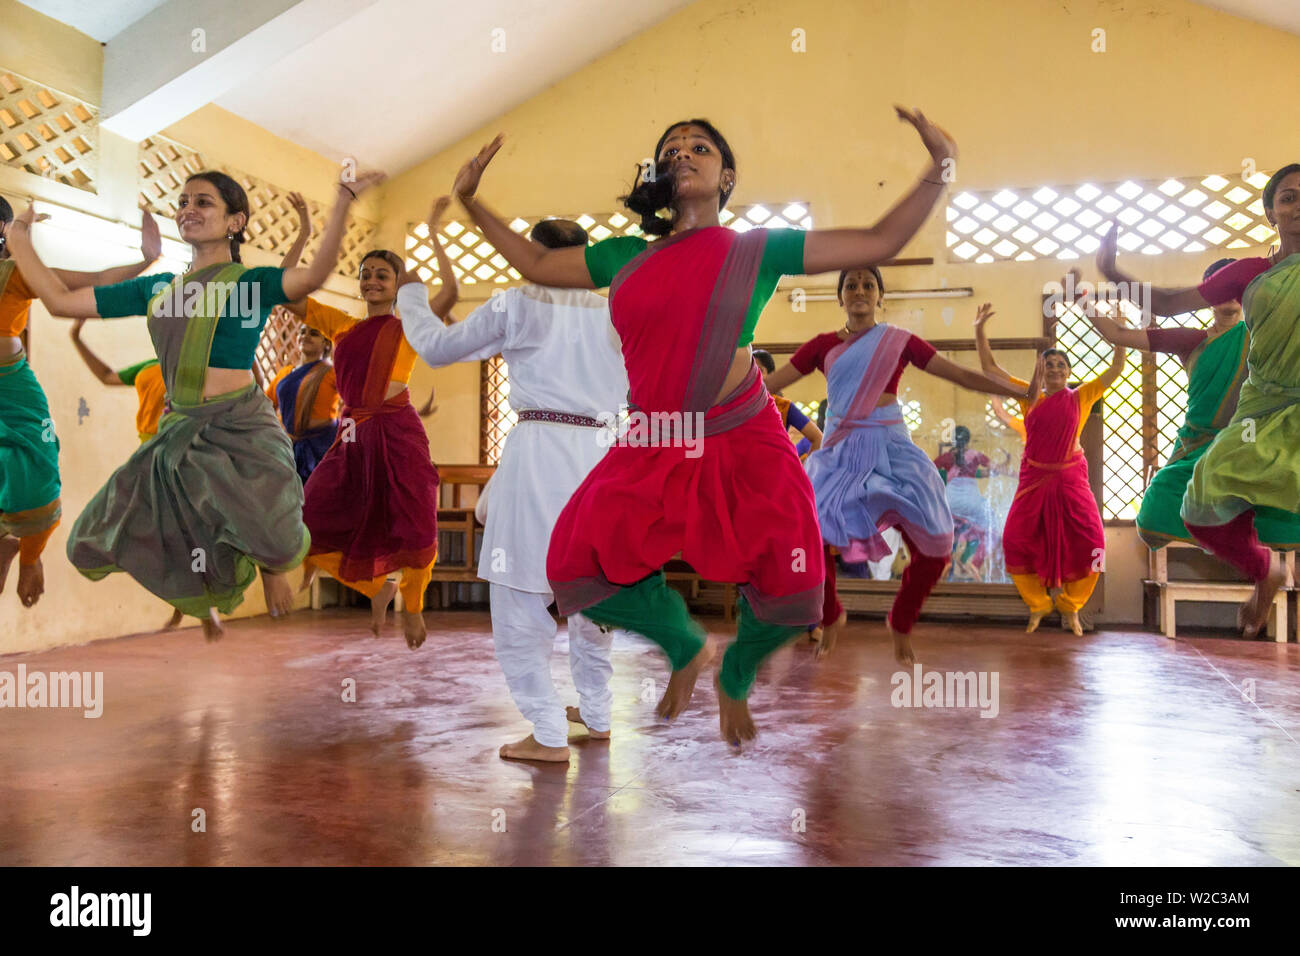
xmin=799 ymin=418 xmax=823 ymax=453
xmin=396 ymin=277 xmax=507 ymax=368
xmin=923 ymin=353 xmax=1038 ymax=399
xmin=453 ymin=135 xmax=597 ymax=290
xmin=764 ymin=361 xmax=809 ymax=394
xmin=1093 ymin=338 xmax=1128 ymax=391
xmin=50 ymin=208 xmax=162 ymax=290
xmin=279 ymin=192 xmax=314 ymax=269
xmin=69 ymin=319 xmax=126 ymax=385
xmin=280 ymin=170 xmax=385 ymax=302
xmin=801 ymin=107 xmax=956 ymax=274
xmin=4 ymin=206 xmax=102 ymax=317
xmin=1096 ymin=221 xmax=1209 ymax=317
xmin=1086 ymin=298 xmax=1150 ymax=350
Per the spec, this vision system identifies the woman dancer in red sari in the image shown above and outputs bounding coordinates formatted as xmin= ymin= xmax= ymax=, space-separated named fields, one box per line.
xmin=976 ymin=301 xmax=1125 ymax=634
xmin=452 ymin=109 xmax=959 ymax=747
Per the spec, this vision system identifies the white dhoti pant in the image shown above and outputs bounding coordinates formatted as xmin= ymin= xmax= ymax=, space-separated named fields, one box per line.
xmin=490 ymin=582 xmax=613 ymax=748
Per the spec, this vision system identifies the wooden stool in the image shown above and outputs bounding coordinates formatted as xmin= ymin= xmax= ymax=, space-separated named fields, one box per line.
xmin=1148 ymin=543 xmax=1293 ymax=642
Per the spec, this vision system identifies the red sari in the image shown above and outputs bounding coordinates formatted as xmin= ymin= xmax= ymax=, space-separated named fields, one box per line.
xmin=1003 ymin=386 xmax=1105 ymax=587
xmin=303 ymin=314 xmax=439 ymax=584
xmin=547 ymin=227 xmax=824 ymax=626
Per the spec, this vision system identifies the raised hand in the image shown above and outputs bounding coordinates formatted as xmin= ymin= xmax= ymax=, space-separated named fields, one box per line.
xmin=140 ymin=207 xmax=161 ymax=262
xmin=453 ymin=134 xmax=505 ymax=199
xmin=340 ymin=169 xmax=386 ymax=198
xmin=974 ymin=302 xmax=995 ymax=329
xmin=1096 ymin=220 xmax=1120 ymax=279
xmin=1028 ymin=354 xmax=1046 ymax=402
xmin=288 ymin=191 xmax=313 ymax=236
xmin=895 ymin=106 xmax=956 ymax=165
xmin=427 ymin=195 xmax=452 ymax=235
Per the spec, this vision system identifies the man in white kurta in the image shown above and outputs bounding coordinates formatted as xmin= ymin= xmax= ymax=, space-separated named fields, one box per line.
xmin=397 ymin=223 xmax=628 ymax=762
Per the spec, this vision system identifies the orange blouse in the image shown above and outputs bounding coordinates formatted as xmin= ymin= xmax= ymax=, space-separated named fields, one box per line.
xmin=302 ymin=299 xmax=417 ymax=385
xmin=0 ymin=261 xmax=34 ymax=338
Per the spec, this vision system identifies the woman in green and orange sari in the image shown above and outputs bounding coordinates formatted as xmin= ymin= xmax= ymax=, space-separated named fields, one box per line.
xmin=6 ymin=169 xmax=384 ymax=638
xmin=1097 ymin=164 xmax=1300 ymax=638
xmin=0 ymin=196 xmax=161 ymax=608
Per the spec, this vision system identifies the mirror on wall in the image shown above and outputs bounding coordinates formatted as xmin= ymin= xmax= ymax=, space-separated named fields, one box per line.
xmin=760 ymin=344 xmax=1041 ymax=585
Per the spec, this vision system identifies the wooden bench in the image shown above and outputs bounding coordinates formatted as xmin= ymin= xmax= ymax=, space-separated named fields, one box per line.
xmin=1146 ymin=542 xmax=1293 ymax=642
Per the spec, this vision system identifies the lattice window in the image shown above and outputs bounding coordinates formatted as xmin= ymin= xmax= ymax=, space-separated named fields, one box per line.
xmin=138 ymin=135 xmax=376 ymax=278
xmin=1052 ymin=296 xmax=1214 ymax=520
xmin=792 ymin=399 xmax=821 ymax=424
xmin=0 ymin=69 xmax=97 ymax=192
xmin=481 ymin=355 xmax=516 ymax=465
xmin=984 ymin=399 xmax=1005 ymax=431
xmin=947 ymin=172 xmax=1275 ymax=263
xmin=901 ymin=400 xmax=922 ymax=432
xmin=408 ymin=202 xmax=813 ymax=286
xmin=253 ymin=305 xmax=302 ymax=385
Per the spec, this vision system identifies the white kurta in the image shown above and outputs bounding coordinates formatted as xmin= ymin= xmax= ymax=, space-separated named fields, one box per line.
xmin=397 ymin=283 xmax=628 ymax=593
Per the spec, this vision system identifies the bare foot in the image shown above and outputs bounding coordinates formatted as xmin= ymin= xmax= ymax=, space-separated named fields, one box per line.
xmin=262 ymin=570 xmax=293 ymax=618
xmin=0 ymin=536 xmax=18 ymax=594
xmin=499 ymin=734 xmax=570 ymax=762
xmin=808 ymin=626 xmax=823 ymax=643
xmin=1026 ymin=609 xmax=1049 ymax=633
xmin=714 ymin=672 xmax=757 ymax=746
xmin=16 ymin=560 xmax=44 ymax=608
xmin=1060 ymin=609 xmax=1083 ymax=636
xmin=815 ymin=609 xmax=848 ymax=660
xmin=887 ymin=616 xmax=916 ymax=667
xmin=566 ymin=705 xmax=611 ymax=739
xmin=370 ymin=580 xmax=398 ymax=636
xmin=202 ymin=608 xmax=224 ymax=642
xmin=1243 ymin=554 xmax=1286 ymax=640
xmin=162 ymin=607 xmax=183 ymax=630
xmin=298 ymin=563 xmax=319 ymax=594
xmin=402 ymin=609 xmax=426 ymax=649
xmin=656 ymin=640 xmax=714 ymax=720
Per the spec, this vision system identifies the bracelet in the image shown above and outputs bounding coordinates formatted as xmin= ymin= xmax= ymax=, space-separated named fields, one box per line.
xmin=338 ymin=182 xmax=357 ymax=200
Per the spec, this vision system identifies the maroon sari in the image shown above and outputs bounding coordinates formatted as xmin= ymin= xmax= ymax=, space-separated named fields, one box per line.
xmin=303 ymin=314 xmax=439 ymax=581
xmin=546 ymin=226 xmax=824 ymax=626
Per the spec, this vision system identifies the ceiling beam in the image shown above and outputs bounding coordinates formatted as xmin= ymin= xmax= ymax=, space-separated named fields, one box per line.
xmin=99 ymin=0 xmax=378 ymax=142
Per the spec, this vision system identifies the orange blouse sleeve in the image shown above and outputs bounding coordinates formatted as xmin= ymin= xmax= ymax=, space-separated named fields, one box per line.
xmin=311 ymin=366 xmax=340 ymax=419
xmin=303 ymin=298 xmax=358 ymax=342
xmin=266 ymin=366 xmax=291 ymax=407
xmin=1073 ymin=377 xmax=1110 ymax=439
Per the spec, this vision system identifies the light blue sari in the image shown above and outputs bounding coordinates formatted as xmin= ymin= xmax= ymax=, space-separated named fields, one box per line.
xmin=804 ymin=323 xmax=953 ymax=561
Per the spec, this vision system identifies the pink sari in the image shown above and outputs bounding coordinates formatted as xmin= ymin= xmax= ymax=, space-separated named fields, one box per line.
xmin=1003 ymin=387 xmax=1104 ymax=587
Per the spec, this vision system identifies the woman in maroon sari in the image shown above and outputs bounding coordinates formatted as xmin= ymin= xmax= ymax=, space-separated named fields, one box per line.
xmin=451 ymin=109 xmax=958 ymax=748
xmin=289 ymin=248 xmax=454 ymax=648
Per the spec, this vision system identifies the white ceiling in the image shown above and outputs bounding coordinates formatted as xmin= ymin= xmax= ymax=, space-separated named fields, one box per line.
xmin=1190 ymin=0 xmax=1300 ymax=35
xmin=214 ymin=0 xmax=694 ymax=173
xmin=18 ymin=0 xmax=171 ymax=42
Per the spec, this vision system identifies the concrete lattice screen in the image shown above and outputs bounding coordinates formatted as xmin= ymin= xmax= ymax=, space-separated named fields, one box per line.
xmin=0 ymin=69 xmax=97 ymax=193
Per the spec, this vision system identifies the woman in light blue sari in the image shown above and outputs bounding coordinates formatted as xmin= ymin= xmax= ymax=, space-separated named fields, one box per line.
xmin=767 ymin=271 xmax=1036 ymax=663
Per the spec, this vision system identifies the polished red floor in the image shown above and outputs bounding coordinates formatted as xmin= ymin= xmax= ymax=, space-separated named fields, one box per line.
xmin=1 ymin=609 xmax=1297 ymax=865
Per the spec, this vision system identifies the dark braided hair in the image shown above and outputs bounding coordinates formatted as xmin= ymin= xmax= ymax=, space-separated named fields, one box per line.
xmin=620 ymin=119 xmax=736 ymax=237
xmin=530 ymin=218 xmax=588 ymax=249
xmin=185 ymin=172 xmax=249 ymax=263
xmin=1203 ymin=257 xmax=1236 ymax=281
xmin=752 ymin=348 xmax=776 ymax=375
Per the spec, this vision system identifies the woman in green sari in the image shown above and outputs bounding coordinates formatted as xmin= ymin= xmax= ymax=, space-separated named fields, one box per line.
xmin=1097 ymin=163 xmax=1300 ymax=638
xmin=6 ymin=168 xmax=384 ymax=639
xmin=1087 ymin=257 xmax=1300 ymax=552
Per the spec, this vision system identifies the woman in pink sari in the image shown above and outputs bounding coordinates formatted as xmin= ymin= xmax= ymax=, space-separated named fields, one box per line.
xmin=976 ymin=303 xmax=1125 ymax=634
xmin=451 ymin=108 xmax=960 ymax=749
